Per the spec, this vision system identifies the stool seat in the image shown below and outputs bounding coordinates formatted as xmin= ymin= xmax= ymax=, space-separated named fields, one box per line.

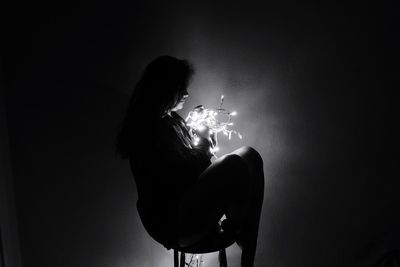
xmin=169 ymin=226 xmax=236 ymax=254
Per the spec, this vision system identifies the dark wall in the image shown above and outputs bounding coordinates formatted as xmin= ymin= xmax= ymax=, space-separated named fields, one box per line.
xmin=1 ymin=49 xmax=22 ymax=267
xmin=3 ymin=1 xmax=397 ymax=266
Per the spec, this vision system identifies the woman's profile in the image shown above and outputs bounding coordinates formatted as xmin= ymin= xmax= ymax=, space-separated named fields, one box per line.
xmin=116 ymin=55 xmax=264 ymax=267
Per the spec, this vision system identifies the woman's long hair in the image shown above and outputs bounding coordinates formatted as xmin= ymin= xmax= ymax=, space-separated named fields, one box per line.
xmin=116 ymin=56 xmax=194 ymax=159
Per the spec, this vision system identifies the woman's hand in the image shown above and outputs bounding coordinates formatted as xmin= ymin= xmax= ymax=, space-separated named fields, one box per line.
xmin=194 ymin=127 xmax=217 ymax=148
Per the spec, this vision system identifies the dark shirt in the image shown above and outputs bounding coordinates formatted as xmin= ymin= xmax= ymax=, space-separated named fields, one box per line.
xmin=129 ymin=112 xmax=212 ymax=244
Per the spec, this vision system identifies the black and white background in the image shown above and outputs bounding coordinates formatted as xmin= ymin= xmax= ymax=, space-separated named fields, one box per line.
xmin=1 ymin=1 xmax=397 ymax=266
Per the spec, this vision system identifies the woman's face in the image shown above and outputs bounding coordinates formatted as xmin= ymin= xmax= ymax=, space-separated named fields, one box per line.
xmin=171 ymin=90 xmax=189 ymax=112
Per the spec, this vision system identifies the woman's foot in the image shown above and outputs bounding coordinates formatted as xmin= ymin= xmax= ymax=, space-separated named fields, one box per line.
xmin=240 ymin=248 xmax=254 ymax=267
xmin=236 ymin=230 xmax=257 ymax=267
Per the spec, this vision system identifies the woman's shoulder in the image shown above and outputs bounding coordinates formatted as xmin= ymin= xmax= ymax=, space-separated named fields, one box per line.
xmin=172 ymin=112 xmax=189 ymax=127
xmin=159 ymin=113 xmax=185 ymax=132
xmin=158 ymin=115 xmax=176 ymax=133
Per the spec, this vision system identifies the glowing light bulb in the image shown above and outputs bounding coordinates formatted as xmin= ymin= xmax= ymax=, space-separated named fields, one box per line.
xmin=193 ymin=136 xmax=200 ymax=146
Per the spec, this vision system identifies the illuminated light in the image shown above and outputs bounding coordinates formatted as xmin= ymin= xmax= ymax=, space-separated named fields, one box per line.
xmin=193 ymin=136 xmax=200 ymax=146
xmin=197 ymin=125 xmax=206 ymax=131
xmin=186 ymin=95 xmax=243 ymax=156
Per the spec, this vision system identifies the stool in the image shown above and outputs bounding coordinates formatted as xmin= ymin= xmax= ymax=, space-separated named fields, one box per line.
xmin=137 ymin=202 xmax=236 ymax=266
xmin=166 ymin=221 xmax=236 ymax=267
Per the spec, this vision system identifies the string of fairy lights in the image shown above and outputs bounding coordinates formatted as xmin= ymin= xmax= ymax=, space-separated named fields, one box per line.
xmin=186 ymin=95 xmax=242 ymax=157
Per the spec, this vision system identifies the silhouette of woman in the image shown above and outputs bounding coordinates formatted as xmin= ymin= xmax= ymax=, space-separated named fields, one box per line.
xmin=116 ymin=56 xmax=264 ymax=267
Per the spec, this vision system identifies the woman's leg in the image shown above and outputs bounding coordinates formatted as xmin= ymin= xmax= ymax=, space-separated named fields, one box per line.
xmin=176 ymin=146 xmax=264 ymax=267
xmin=176 ymin=152 xmax=251 ymax=245
xmin=228 ymin=147 xmax=264 ymax=267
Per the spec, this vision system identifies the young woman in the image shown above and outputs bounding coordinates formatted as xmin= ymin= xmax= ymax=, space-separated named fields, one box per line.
xmin=116 ymin=56 xmax=264 ymax=267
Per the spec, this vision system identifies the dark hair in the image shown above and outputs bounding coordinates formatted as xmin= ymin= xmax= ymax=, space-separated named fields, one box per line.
xmin=116 ymin=56 xmax=194 ymax=159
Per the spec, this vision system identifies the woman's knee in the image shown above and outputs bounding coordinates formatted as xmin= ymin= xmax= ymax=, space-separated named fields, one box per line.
xmin=210 ymin=153 xmax=253 ymax=188
xmin=214 ymin=153 xmax=249 ymax=176
xmin=232 ymin=146 xmax=265 ymax=190
xmin=234 ymin=146 xmax=263 ymax=168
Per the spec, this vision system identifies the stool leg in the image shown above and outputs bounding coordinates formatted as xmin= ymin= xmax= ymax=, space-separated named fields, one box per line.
xmin=174 ymin=250 xmax=179 ymax=267
xmin=180 ymin=252 xmax=185 ymax=267
xmin=218 ymin=249 xmax=228 ymax=267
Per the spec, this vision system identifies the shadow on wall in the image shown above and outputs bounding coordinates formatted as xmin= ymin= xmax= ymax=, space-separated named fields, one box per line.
xmin=5 ymin=82 xmax=153 ymax=267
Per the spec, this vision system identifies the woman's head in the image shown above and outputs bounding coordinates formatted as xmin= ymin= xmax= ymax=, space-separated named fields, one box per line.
xmin=116 ymin=56 xmax=194 ymax=158
xmin=134 ymin=55 xmax=194 ymax=117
